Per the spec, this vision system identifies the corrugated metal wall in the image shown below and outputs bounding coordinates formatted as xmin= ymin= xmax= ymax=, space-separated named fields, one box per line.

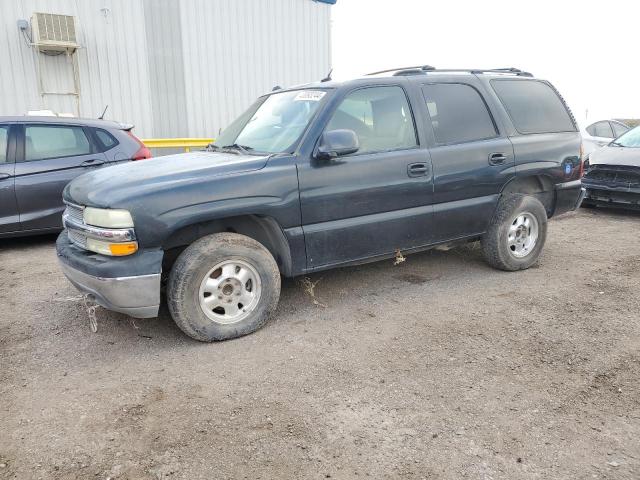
xmin=179 ymin=0 xmax=332 ymax=137
xmin=0 ymin=0 xmax=331 ymax=138
xmin=0 ymin=0 xmax=155 ymax=136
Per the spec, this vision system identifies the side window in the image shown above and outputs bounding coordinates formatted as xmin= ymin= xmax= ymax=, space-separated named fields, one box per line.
xmin=491 ymin=79 xmax=576 ymax=134
xmin=24 ymin=125 xmax=91 ymax=162
xmin=94 ymin=129 xmax=118 ymax=150
xmin=326 ymin=86 xmax=417 ymax=154
xmin=592 ymin=121 xmax=613 ymax=138
xmin=0 ymin=126 xmax=8 ymax=163
xmin=586 ymin=123 xmax=597 ymax=136
xmin=422 ymin=83 xmax=497 ymax=145
xmin=611 ymin=122 xmax=629 ymax=138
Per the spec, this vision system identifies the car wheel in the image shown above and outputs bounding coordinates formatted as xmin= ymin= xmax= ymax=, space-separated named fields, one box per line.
xmin=167 ymin=232 xmax=281 ymax=341
xmin=481 ymin=194 xmax=548 ymax=271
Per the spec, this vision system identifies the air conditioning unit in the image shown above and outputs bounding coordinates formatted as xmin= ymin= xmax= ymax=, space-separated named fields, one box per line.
xmin=31 ymin=12 xmax=79 ymax=52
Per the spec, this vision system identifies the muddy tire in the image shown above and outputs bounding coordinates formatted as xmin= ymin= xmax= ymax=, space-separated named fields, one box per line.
xmin=167 ymin=233 xmax=281 ymax=342
xmin=481 ymin=194 xmax=548 ymax=271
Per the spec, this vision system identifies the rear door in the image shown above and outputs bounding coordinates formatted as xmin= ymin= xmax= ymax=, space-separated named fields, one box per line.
xmin=14 ymin=123 xmax=108 ymax=231
xmin=420 ymin=80 xmax=515 ymax=241
xmin=0 ymin=124 xmax=19 ymax=233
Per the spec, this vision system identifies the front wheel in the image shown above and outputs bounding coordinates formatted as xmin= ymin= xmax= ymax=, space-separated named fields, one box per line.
xmin=167 ymin=233 xmax=281 ymax=341
xmin=481 ymin=194 xmax=548 ymax=271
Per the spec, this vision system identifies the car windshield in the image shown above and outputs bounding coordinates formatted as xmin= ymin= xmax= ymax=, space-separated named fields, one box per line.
xmin=214 ymin=89 xmax=328 ymax=154
xmin=612 ymin=125 xmax=640 ymax=148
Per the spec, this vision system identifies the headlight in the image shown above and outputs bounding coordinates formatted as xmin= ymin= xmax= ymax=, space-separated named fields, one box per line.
xmin=83 ymin=207 xmax=134 ymax=228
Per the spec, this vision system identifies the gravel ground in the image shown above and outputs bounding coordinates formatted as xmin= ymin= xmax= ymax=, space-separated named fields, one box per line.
xmin=1 ymin=208 xmax=639 ymax=480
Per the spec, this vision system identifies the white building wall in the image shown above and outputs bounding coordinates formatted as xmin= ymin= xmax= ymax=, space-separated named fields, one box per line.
xmin=0 ymin=0 xmax=332 ymax=139
xmin=179 ymin=0 xmax=332 ymax=137
xmin=0 ymin=0 xmax=155 ymax=136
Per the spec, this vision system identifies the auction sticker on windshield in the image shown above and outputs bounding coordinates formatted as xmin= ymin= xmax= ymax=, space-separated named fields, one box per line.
xmin=294 ymin=91 xmax=326 ymax=102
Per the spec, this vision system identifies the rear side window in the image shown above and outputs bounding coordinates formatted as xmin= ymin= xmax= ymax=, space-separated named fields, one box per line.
xmin=326 ymin=86 xmax=418 ymax=154
xmin=422 ymin=83 xmax=497 ymax=145
xmin=24 ymin=125 xmax=91 ymax=161
xmin=491 ymin=79 xmax=576 ymax=134
xmin=612 ymin=122 xmax=629 ymax=137
xmin=0 ymin=126 xmax=8 ymax=163
xmin=591 ymin=121 xmax=613 ymax=138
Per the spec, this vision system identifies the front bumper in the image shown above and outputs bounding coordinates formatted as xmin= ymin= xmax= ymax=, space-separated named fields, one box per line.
xmin=582 ymin=182 xmax=640 ymax=210
xmin=56 ymin=231 xmax=163 ymax=318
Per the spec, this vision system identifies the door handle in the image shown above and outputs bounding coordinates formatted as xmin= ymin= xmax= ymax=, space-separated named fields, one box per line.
xmin=81 ymin=159 xmax=105 ymax=167
xmin=407 ymin=162 xmax=429 ymax=177
xmin=488 ymin=153 xmax=507 ymax=165
xmin=0 ymin=173 xmax=11 ymax=180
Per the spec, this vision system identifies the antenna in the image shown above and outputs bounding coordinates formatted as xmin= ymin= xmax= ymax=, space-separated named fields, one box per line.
xmin=98 ymin=105 xmax=109 ymax=120
xmin=272 ymin=85 xmax=282 ymax=91
xmin=321 ymin=68 xmax=333 ymax=83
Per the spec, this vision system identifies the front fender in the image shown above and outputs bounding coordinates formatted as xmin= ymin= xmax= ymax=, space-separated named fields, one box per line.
xmin=128 ymin=159 xmax=301 ymax=248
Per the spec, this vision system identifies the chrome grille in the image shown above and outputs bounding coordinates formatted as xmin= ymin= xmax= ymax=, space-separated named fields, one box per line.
xmin=67 ymin=228 xmax=87 ymax=249
xmin=64 ymin=203 xmax=84 ymax=224
xmin=63 ymin=202 xmax=87 ymax=249
xmin=585 ymin=165 xmax=640 ymax=188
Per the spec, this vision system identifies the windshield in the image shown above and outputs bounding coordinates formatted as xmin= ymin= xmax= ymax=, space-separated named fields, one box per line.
xmin=214 ymin=89 xmax=327 ymax=154
xmin=612 ymin=125 xmax=640 ymax=148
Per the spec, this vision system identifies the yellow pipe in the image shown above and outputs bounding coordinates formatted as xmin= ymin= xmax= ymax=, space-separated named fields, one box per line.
xmin=141 ymin=138 xmax=214 ymax=152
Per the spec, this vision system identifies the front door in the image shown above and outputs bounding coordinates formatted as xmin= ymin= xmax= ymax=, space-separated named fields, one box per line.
xmin=0 ymin=124 xmax=19 ymax=233
xmin=14 ymin=123 xmax=108 ymax=231
xmin=298 ymin=85 xmax=434 ymax=268
xmin=420 ymin=82 xmax=515 ymax=241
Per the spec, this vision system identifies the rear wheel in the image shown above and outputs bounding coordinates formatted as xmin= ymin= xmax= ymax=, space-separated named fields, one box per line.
xmin=481 ymin=194 xmax=548 ymax=271
xmin=167 ymin=233 xmax=281 ymax=341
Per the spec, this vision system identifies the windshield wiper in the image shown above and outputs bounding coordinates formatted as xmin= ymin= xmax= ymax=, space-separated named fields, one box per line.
xmin=222 ymin=143 xmax=253 ymax=154
xmin=610 ymin=141 xmax=624 ymax=147
xmin=204 ymin=143 xmax=224 ymax=152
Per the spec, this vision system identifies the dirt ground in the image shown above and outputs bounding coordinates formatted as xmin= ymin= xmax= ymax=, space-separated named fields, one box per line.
xmin=1 ymin=208 xmax=639 ymax=480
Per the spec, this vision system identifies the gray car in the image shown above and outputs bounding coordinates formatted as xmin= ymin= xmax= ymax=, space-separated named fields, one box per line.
xmin=582 ymin=125 xmax=640 ymax=209
xmin=0 ymin=116 xmax=151 ymax=237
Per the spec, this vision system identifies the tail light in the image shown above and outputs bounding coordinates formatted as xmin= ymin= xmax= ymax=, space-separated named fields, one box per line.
xmin=127 ymin=130 xmax=152 ymax=160
xmin=578 ymin=142 xmax=585 ymax=178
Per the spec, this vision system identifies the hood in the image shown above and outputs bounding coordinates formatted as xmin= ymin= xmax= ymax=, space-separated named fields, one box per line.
xmin=65 ymin=151 xmax=270 ymax=207
xmin=589 ymin=145 xmax=640 ymax=168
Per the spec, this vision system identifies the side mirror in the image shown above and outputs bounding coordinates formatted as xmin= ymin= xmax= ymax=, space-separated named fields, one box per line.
xmin=316 ymin=129 xmax=359 ymax=160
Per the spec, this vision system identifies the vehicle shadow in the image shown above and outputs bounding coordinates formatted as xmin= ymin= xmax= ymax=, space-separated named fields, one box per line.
xmin=0 ymin=232 xmax=59 ymax=250
xmin=579 ymin=205 xmax=640 ymax=220
xmin=78 ymin=241 xmax=489 ymax=350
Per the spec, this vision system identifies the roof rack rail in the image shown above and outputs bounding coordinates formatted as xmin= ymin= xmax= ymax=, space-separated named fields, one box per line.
xmin=365 ymin=66 xmax=534 ymax=78
xmin=469 ymin=67 xmax=534 ymax=77
xmin=366 ymin=65 xmax=435 ymax=76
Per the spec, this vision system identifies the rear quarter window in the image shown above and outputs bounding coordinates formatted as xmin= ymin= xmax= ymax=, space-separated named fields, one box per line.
xmin=491 ymin=79 xmax=576 ymax=134
xmin=94 ymin=129 xmax=119 ymax=150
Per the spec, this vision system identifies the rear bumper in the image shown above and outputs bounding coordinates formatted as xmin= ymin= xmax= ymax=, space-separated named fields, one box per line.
xmin=56 ymin=231 xmax=163 ymax=318
xmin=554 ymin=180 xmax=585 ymax=216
